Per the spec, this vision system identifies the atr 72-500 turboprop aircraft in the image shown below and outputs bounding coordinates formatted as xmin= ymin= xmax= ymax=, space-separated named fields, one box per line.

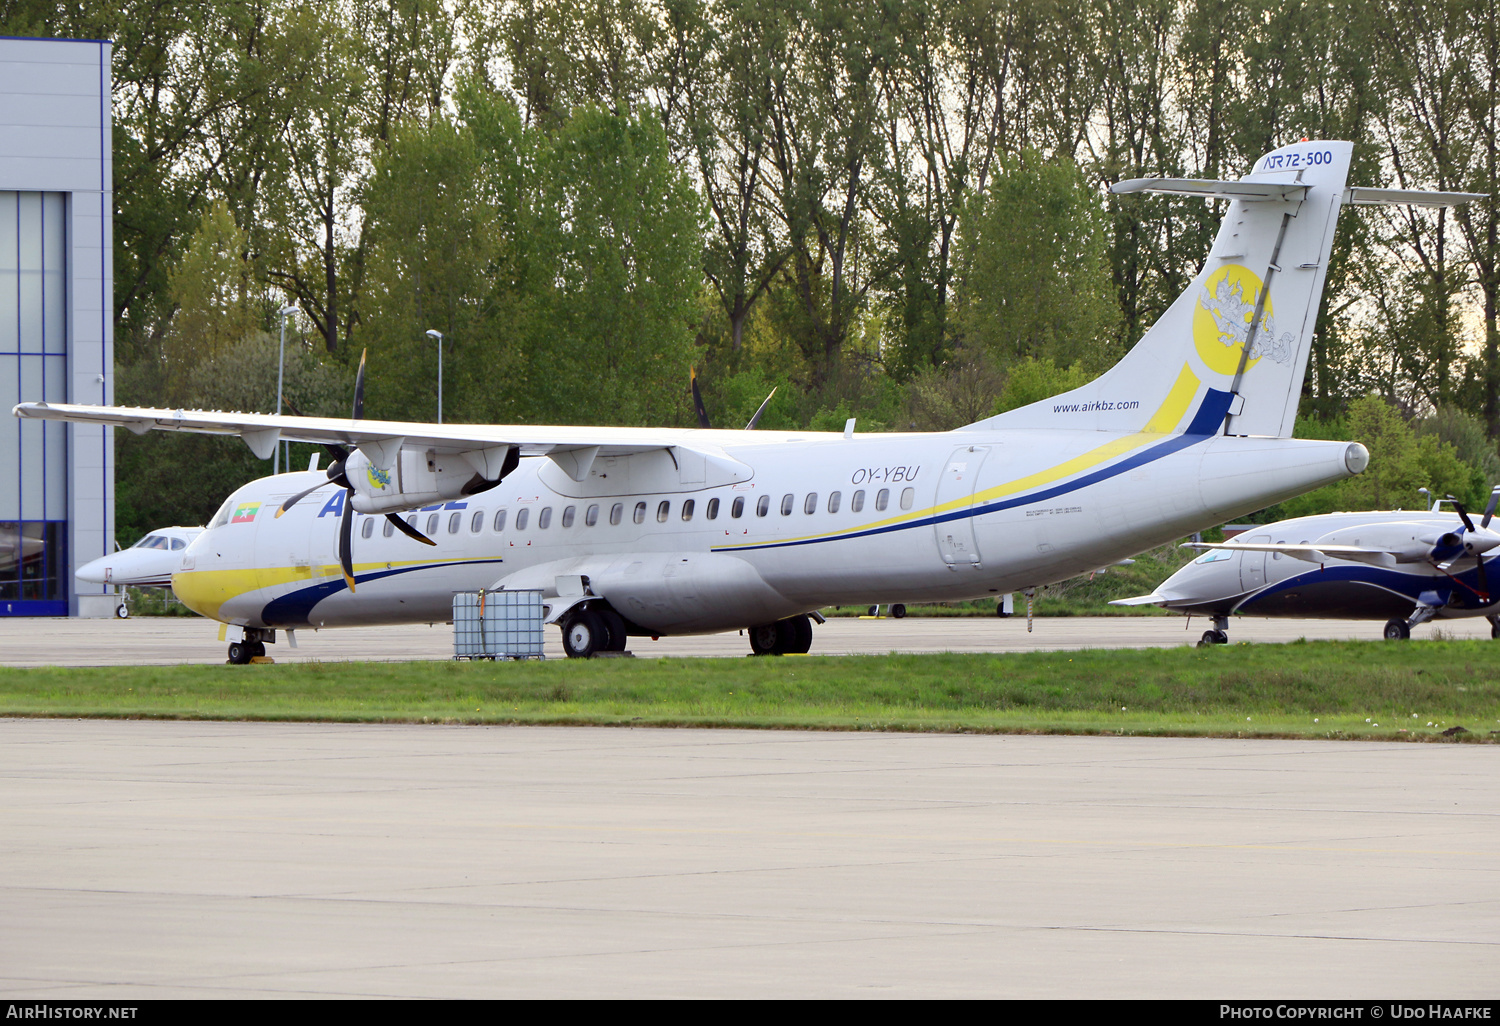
xmin=14 ymin=141 xmax=1482 ymax=662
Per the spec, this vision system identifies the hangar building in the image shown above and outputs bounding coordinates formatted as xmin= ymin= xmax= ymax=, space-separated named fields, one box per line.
xmin=0 ymin=36 xmax=113 ymax=617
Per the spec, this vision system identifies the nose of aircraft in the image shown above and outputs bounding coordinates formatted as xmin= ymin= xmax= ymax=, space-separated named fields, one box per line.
xmin=76 ymin=553 xmax=112 ymax=584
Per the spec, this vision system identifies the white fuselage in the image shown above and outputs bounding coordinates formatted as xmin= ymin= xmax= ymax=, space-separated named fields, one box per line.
xmin=174 ymin=427 xmax=1364 ymax=635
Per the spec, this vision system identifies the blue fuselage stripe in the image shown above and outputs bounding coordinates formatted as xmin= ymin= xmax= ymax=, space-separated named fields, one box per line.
xmin=717 ymin=390 xmax=1234 ymax=554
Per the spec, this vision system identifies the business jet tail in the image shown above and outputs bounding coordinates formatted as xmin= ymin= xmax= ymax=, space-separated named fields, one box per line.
xmin=964 ymin=141 xmax=1479 ymax=439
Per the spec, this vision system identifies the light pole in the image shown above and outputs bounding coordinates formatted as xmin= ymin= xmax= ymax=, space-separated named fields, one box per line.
xmin=425 ymin=329 xmax=444 ymax=424
xmin=275 ymin=304 xmax=298 ymax=475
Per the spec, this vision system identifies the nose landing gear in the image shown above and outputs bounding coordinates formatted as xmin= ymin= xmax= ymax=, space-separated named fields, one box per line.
xmin=1197 ymin=615 xmax=1231 ymax=647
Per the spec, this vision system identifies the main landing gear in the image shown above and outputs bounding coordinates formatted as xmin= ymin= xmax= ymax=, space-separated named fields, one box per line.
xmin=749 ymin=614 xmax=814 ymax=656
xmin=1197 ymin=615 xmax=1231 ymax=647
xmin=560 ymin=605 xmax=630 ymax=658
xmin=1383 ymin=601 xmax=1439 ymax=641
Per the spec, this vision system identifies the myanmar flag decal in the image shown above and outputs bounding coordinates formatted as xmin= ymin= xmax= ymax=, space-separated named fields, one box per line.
xmin=231 ymin=502 xmax=261 ymax=524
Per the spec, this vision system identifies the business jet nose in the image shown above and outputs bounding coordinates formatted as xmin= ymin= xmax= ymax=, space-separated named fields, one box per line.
xmin=76 ymin=554 xmax=112 ymax=584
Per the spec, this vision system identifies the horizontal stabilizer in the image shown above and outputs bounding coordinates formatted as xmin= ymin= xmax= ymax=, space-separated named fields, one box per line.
xmin=1110 ymin=178 xmax=1308 ymax=202
xmin=1344 ymin=187 xmax=1487 ymax=209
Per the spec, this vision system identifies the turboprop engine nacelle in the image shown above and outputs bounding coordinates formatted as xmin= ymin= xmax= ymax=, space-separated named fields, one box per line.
xmin=345 ymin=447 xmax=508 ymax=515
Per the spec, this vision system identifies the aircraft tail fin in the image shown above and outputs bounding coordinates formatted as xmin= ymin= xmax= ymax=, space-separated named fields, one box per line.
xmin=962 ymin=141 xmax=1476 ymax=439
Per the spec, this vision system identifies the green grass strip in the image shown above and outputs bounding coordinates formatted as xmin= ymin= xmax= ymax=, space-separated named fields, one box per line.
xmin=2 ymin=640 xmax=1498 ymax=741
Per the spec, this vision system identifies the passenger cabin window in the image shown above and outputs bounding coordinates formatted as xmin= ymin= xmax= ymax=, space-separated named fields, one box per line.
xmin=633 ymin=502 xmax=647 ymax=525
xmin=610 ymin=503 xmax=624 ymax=526
xmin=827 ymin=491 xmax=841 ymax=514
xmin=757 ymin=495 xmax=770 ymax=517
xmin=515 ymin=508 xmax=529 ymax=531
xmin=471 ymin=511 xmax=485 ymax=533
xmin=657 ymin=500 xmax=670 ymax=523
xmin=681 ymin=499 xmax=695 ymax=521
xmin=731 ymin=496 xmax=745 ymax=518
xmin=427 ymin=513 xmax=440 ymax=535
xmin=875 ymin=488 xmax=890 ymax=511
xmin=851 ymin=490 xmax=865 ymax=513
xmin=383 ymin=518 xmax=395 ymax=538
xmin=448 ymin=511 xmax=462 ymax=534
xmin=362 ymin=518 xmax=375 ymax=539
xmin=538 ymin=507 xmax=552 ymax=529
xmin=707 ymin=498 xmax=719 ymax=520
xmin=900 ymin=487 xmax=914 ymax=510
xmin=562 ymin=506 xmax=575 ymax=528
xmin=803 ymin=493 xmax=817 ymax=515
xmin=493 ymin=509 xmax=507 ymax=532
xmin=586 ymin=504 xmax=599 ymax=527
xmin=780 ymin=493 xmax=794 ymax=516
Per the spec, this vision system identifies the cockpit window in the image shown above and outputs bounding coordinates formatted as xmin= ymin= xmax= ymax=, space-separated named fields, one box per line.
xmin=209 ymin=498 xmax=235 ymax=529
xmin=171 ymin=538 xmax=186 ymax=550
xmin=1193 ymin=549 xmax=1233 ymax=565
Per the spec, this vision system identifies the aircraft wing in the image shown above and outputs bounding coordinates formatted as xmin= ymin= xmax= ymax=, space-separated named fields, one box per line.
xmin=11 ymin=401 xmax=738 ymax=478
xmin=1182 ymin=541 xmax=1400 ymax=568
xmin=1108 ymin=594 xmax=1170 ymax=606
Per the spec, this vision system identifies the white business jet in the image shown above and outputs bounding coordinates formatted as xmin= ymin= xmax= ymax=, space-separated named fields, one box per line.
xmin=14 ymin=141 xmax=1479 ymax=662
xmin=1114 ymin=491 xmax=1500 ymax=644
xmin=75 ymin=526 xmax=204 ymax=617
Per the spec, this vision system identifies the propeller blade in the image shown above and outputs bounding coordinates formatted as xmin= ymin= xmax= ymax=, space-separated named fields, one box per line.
xmin=1449 ymin=495 xmax=1478 ymax=533
xmin=1484 ymin=486 xmax=1499 ymax=529
xmin=338 ymin=489 xmax=356 ymax=592
xmin=352 ymin=349 xmax=367 ymax=421
xmin=690 ymin=368 xmax=711 ymax=429
xmin=386 ymin=512 xmax=437 ymax=546
xmin=745 ymin=386 xmax=777 ymax=430
xmin=1477 ymin=553 xmax=1489 ymax=601
xmin=275 ymin=480 xmax=329 ymax=517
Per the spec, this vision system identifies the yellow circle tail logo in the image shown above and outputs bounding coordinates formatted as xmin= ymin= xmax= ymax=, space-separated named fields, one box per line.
xmin=366 ymin=463 xmax=391 ymax=490
xmin=1192 ymin=264 xmax=1295 ymax=377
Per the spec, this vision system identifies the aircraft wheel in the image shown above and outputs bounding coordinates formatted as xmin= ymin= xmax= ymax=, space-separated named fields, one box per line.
xmin=114 ymin=603 xmax=129 ymax=619
xmin=562 ymin=610 xmax=606 ymax=658
xmin=891 ymin=603 xmax=907 ymax=619
xmin=749 ymin=622 xmax=781 ymax=656
xmin=598 ymin=608 xmax=629 ymax=652
xmin=1197 ymin=630 xmax=1228 ymax=648
xmin=250 ymin=640 xmax=266 ymax=659
xmin=1383 ymin=619 xmax=1411 ymax=641
xmin=227 ymin=642 xmax=251 ymax=665
xmin=867 ymin=605 xmax=879 ymax=616
xmin=1492 ymin=622 xmax=1500 ymax=640
xmin=778 ymin=614 xmax=814 ymax=654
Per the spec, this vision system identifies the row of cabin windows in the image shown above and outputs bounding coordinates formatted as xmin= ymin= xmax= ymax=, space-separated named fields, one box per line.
xmin=357 ymin=487 xmax=919 ymax=540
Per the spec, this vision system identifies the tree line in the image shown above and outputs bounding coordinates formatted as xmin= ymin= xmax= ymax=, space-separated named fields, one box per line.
xmin=1 ymin=0 xmax=1495 ymax=539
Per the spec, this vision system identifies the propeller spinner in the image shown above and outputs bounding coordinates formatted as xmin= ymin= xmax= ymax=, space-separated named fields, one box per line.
xmin=274 ymin=350 xmax=434 ymax=593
